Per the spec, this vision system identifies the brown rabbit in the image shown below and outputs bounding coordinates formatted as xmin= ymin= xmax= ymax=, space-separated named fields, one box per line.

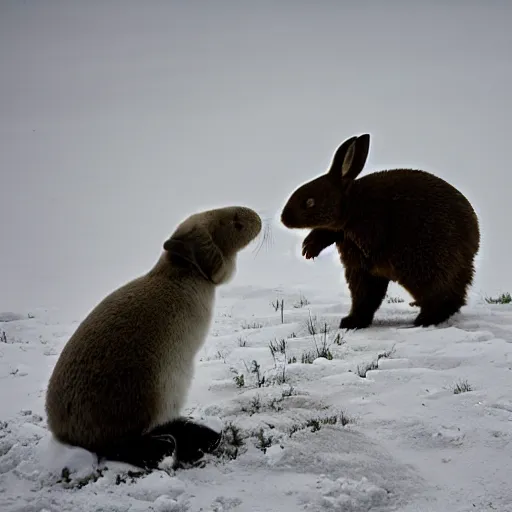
xmin=280 ymin=133 xmax=480 ymax=329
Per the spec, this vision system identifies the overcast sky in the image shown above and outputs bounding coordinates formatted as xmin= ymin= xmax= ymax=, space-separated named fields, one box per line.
xmin=1 ymin=0 xmax=511 ymax=317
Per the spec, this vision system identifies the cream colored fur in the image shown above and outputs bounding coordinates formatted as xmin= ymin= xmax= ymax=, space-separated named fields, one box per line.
xmin=45 ymin=206 xmax=261 ymax=454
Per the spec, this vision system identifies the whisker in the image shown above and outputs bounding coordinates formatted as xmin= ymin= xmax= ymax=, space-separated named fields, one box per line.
xmin=252 ymin=215 xmax=275 ymax=258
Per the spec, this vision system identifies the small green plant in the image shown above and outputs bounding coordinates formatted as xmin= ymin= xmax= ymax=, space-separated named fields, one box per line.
xmin=288 ymin=355 xmax=297 ymax=364
xmin=237 ymin=336 xmax=247 ymax=347
xmin=212 ymin=422 xmax=244 ymax=460
xmin=224 ymin=423 xmax=244 ymax=448
xmin=233 ymin=373 xmax=245 ymax=388
xmin=453 ymin=379 xmax=473 ymax=394
xmin=485 ymin=292 xmax=512 ymax=304
xmin=1 ymin=332 xmax=7 ymax=343
xmin=255 ymin=428 xmax=273 ymax=453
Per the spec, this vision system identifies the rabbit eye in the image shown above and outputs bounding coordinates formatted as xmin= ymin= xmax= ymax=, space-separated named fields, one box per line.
xmin=306 ymin=198 xmax=315 ymax=208
xmin=233 ymin=214 xmax=244 ymax=231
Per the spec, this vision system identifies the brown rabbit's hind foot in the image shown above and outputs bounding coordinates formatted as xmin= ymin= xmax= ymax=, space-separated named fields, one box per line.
xmin=413 ymin=297 xmax=465 ymax=328
xmin=342 ymin=267 xmax=390 ymax=330
xmin=339 ymin=314 xmax=374 ymax=330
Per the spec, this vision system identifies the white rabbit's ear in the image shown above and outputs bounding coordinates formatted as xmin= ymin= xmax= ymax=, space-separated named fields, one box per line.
xmin=329 ymin=134 xmax=370 ymax=181
xmin=164 ymin=226 xmax=227 ymax=284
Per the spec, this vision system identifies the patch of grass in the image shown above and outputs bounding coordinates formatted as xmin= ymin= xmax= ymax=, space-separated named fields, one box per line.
xmin=114 ymin=470 xmax=149 ymax=486
xmin=453 ymin=379 xmax=473 ymax=394
xmin=293 ymin=294 xmax=310 ymax=308
xmin=214 ymin=349 xmax=227 ymax=363
xmin=299 ymin=314 xmax=337 ymax=364
xmin=241 ymin=321 xmax=264 ymax=330
xmin=241 ymin=395 xmax=262 ymax=415
xmin=288 ymin=332 xmax=297 ymax=338
xmin=237 ymin=336 xmax=247 ymax=347
xmin=377 ymin=345 xmax=396 ymax=361
xmin=305 ymin=312 xmax=319 ymax=336
xmin=300 ymin=351 xmax=316 ymax=364
xmin=244 ymin=360 xmax=265 ymax=387
xmin=58 ymin=466 xmax=110 ymax=489
xmin=289 ymin=410 xmax=354 ymax=437
xmin=485 ymin=292 xmax=512 ymax=304
xmin=357 ymin=360 xmax=379 ymax=378
xmin=269 ymin=338 xmax=288 ymax=384
xmin=386 ymin=294 xmax=405 ymax=304
xmin=269 ymin=338 xmax=287 ymax=360
xmin=271 ymin=298 xmax=283 ymax=311
xmin=271 ymin=298 xmax=285 ymax=323
xmin=0 ymin=331 xmax=7 ymax=343
xmin=333 ymin=332 xmax=345 ymax=345
xmin=268 ymin=388 xmax=295 ymax=411
xmin=245 ymin=386 xmax=297 ymax=415
xmin=312 ymin=320 xmax=333 ymax=360
xmin=281 ymin=384 xmax=295 ymax=398
xmin=339 ymin=409 xmax=353 ymax=426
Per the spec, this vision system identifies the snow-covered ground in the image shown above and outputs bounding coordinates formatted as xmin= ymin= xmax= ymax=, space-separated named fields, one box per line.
xmin=1 ymin=244 xmax=511 ymax=512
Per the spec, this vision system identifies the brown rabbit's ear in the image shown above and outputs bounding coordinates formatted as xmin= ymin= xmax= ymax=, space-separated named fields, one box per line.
xmin=328 ymin=134 xmax=370 ymax=181
xmin=163 ymin=227 xmax=226 ymax=284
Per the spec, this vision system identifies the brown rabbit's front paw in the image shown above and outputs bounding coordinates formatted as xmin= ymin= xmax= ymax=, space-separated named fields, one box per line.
xmin=339 ymin=315 xmax=373 ymax=330
xmin=302 ymin=237 xmax=323 ymax=260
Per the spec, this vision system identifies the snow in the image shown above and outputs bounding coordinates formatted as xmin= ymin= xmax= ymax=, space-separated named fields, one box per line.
xmin=1 ymin=250 xmax=512 ymax=512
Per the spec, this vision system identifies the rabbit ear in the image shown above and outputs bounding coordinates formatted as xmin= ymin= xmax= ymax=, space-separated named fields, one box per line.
xmin=163 ymin=226 xmax=227 ymax=284
xmin=329 ymin=134 xmax=370 ymax=181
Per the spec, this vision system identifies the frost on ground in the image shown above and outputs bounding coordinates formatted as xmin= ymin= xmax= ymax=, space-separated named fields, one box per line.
xmin=1 ymin=283 xmax=512 ymax=511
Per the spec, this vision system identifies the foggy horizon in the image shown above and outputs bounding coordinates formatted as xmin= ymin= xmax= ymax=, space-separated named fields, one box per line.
xmin=1 ymin=0 xmax=511 ymax=318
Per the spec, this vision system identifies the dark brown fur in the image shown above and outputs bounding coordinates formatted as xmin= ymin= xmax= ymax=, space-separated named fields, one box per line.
xmin=281 ymin=134 xmax=480 ymax=329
